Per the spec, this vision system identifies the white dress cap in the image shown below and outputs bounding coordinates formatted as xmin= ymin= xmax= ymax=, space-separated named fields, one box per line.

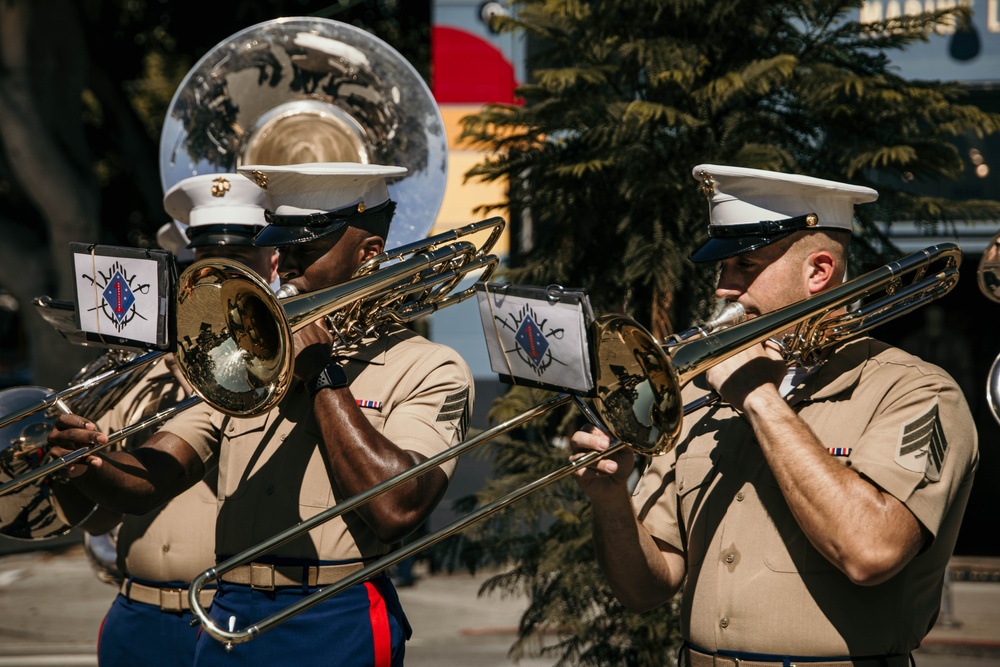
xmin=689 ymin=164 xmax=878 ymax=263
xmin=237 ymin=162 xmax=407 ymax=217
xmin=238 ymin=162 xmax=409 ymax=247
xmin=163 ymin=173 xmax=267 ymax=228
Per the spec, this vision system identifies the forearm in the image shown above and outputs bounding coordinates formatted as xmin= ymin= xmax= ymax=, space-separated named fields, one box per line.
xmin=313 ymin=388 xmax=447 ymax=543
xmin=69 ymin=450 xmax=170 ymax=513
xmin=590 ymin=487 xmax=683 ymax=612
xmin=67 ymin=433 xmax=203 ymax=515
xmin=742 ymin=389 xmax=923 ymax=584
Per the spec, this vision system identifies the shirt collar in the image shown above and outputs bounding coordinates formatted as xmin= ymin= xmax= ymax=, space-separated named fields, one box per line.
xmin=785 ymin=337 xmax=872 ymax=405
xmin=338 ymin=325 xmax=413 ymax=367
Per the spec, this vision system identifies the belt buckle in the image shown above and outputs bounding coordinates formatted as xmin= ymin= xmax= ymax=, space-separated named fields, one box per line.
xmin=713 ymin=656 xmax=740 ymax=667
xmin=250 ymin=563 xmax=276 ymax=591
xmin=158 ymin=588 xmax=184 ymax=612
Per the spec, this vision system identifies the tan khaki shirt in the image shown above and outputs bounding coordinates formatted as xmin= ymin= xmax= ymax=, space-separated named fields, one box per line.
xmin=634 ymin=337 xmax=978 ymax=656
xmin=96 ymin=359 xmax=218 ymax=583
xmin=164 ymin=326 xmax=473 ymax=562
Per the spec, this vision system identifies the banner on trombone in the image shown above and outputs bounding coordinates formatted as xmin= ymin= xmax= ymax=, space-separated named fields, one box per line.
xmin=476 ymin=283 xmax=595 ymax=394
xmin=69 ymin=243 xmax=175 ymax=351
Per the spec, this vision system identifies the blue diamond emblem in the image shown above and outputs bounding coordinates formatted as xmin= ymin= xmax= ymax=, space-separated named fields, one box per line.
xmin=103 ymin=272 xmax=135 ymax=323
xmin=515 ymin=315 xmax=549 ymax=368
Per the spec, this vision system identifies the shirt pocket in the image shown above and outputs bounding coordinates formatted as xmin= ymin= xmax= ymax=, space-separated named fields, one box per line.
xmin=761 ymin=478 xmax=839 ymax=575
xmin=675 ymin=454 xmax=717 ymax=559
xmin=218 ymin=417 xmax=269 ymax=502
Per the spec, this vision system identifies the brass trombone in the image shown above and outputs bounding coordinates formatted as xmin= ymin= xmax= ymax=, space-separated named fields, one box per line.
xmin=188 ymin=242 xmax=962 ymax=649
xmin=0 ymin=218 xmax=505 ymax=503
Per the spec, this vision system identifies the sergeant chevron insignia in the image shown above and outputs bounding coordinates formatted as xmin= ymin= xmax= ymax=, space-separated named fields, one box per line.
xmin=895 ymin=402 xmax=947 ymax=482
xmin=437 ymin=387 xmax=470 ymax=440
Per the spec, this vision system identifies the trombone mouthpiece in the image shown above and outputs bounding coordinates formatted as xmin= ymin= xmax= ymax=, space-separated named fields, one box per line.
xmin=276 ymin=283 xmax=299 ymax=299
xmin=706 ymin=301 xmax=747 ymax=333
xmin=663 ymin=301 xmax=747 ymax=347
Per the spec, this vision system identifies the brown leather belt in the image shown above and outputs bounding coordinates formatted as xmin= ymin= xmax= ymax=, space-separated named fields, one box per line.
xmin=120 ymin=580 xmax=215 ymax=613
xmin=219 ymin=562 xmax=364 ymax=591
xmin=683 ymin=646 xmax=910 ymax=667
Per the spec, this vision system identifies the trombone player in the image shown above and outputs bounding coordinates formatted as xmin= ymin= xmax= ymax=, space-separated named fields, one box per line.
xmin=570 ymin=165 xmax=978 ymax=667
xmin=66 ymin=173 xmax=280 ymax=667
xmin=48 ymin=163 xmax=474 ymax=667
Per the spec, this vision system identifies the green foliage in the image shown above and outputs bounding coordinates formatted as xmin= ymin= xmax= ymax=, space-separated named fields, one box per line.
xmin=447 ymin=1 xmax=1000 ymax=665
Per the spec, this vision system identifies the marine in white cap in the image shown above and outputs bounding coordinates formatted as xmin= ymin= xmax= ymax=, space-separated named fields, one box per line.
xmin=66 ymin=172 xmax=280 ymax=667
xmin=161 ymin=172 xmax=280 ymax=287
xmin=47 ymin=162 xmax=474 ymax=667
xmin=571 ymin=165 xmax=977 ymax=666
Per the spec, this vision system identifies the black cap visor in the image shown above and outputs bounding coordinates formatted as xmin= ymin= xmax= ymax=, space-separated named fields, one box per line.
xmin=253 ymin=219 xmax=349 ymax=247
xmin=689 ymin=230 xmax=797 ymax=263
xmin=689 ymin=213 xmax=821 ymax=263
xmin=187 ymin=225 xmax=261 ymax=249
xmin=253 ymin=200 xmax=393 ymax=247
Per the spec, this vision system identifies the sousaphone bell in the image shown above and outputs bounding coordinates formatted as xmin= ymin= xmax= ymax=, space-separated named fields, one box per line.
xmin=159 ymin=16 xmax=448 ymax=250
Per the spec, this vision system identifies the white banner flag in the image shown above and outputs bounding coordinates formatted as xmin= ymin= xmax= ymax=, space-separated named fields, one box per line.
xmin=71 ymin=244 xmax=172 ymax=349
xmin=476 ymin=283 xmax=594 ymax=394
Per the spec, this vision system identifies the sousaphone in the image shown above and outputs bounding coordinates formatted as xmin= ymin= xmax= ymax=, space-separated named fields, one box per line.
xmin=159 ymin=16 xmax=448 ymax=250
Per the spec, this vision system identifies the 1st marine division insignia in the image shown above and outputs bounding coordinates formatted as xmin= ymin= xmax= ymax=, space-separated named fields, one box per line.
xmin=83 ymin=260 xmax=151 ymax=332
xmin=495 ymin=303 xmax=567 ymax=377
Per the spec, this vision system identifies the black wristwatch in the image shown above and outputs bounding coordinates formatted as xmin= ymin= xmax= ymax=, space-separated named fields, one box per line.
xmin=306 ymin=363 xmax=350 ymax=399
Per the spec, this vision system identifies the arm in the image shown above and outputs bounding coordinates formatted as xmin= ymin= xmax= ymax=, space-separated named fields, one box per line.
xmin=47 ymin=413 xmax=207 ymax=515
xmin=294 ymin=322 xmax=458 ymax=544
xmin=707 ymin=344 xmax=925 ymax=585
xmin=310 ymin=387 xmax=448 ymax=544
xmin=571 ymin=427 xmax=686 ymax=611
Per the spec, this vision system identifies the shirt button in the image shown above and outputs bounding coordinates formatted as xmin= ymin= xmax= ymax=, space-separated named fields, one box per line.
xmin=720 ymin=617 xmax=729 ymax=628
xmin=266 ymin=485 xmax=275 ymax=495
xmin=280 ymin=434 xmax=287 ymax=441
xmin=725 ymin=553 xmax=735 ymax=563
xmin=736 ymin=492 xmax=745 ymax=501
xmin=162 ymin=544 xmax=170 ymax=553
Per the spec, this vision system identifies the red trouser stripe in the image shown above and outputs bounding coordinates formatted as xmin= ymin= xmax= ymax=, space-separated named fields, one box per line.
xmin=96 ymin=613 xmax=107 ymax=665
xmin=365 ymin=581 xmax=391 ymax=667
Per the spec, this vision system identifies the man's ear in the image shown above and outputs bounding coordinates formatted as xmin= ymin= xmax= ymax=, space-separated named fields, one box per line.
xmin=268 ymin=249 xmax=280 ymax=284
xmin=357 ymin=235 xmax=385 ymax=264
xmin=806 ymin=250 xmax=837 ymax=294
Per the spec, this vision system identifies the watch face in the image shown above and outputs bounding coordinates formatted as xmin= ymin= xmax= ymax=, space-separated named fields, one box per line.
xmin=308 ymin=363 xmax=349 ymax=398
xmin=325 ymin=363 xmax=349 ymax=388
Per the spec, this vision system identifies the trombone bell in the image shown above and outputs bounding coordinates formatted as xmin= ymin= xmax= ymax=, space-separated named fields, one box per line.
xmin=175 ymin=259 xmax=292 ymax=418
xmin=591 ymin=316 xmax=682 ymax=457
